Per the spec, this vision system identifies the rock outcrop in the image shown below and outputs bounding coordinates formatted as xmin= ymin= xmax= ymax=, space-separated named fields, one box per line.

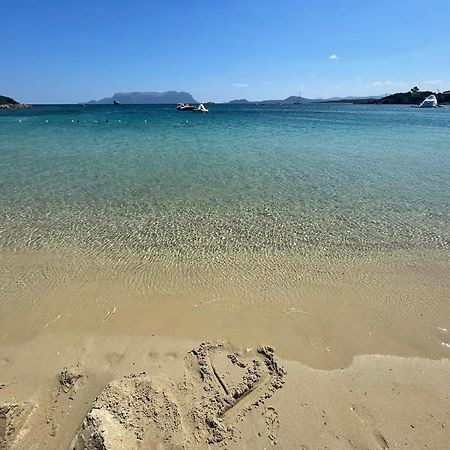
xmin=0 ymin=95 xmax=31 ymax=109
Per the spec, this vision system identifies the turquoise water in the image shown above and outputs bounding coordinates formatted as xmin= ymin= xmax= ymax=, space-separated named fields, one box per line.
xmin=1 ymin=104 xmax=449 ymax=260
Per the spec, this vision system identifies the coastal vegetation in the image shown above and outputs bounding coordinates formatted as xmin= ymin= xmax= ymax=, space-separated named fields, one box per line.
xmin=324 ymin=87 xmax=450 ymax=105
xmin=376 ymin=89 xmax=449 ymax=105
xmin=0 ymin=95 xmax=18 ymax=105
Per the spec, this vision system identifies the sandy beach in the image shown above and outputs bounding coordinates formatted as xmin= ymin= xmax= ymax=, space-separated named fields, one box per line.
xmin=1 ymin=334 xmax=449 ymax=449
xmin=1 ymin=246 xmax=449 ymax=449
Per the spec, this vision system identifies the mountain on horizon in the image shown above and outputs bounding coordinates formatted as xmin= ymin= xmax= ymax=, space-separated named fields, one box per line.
xmin=87 ymin=91 xmax=197 ymax=104
xmin=226 ymin=96 xmax=311 ymax=104
xmin=227 ymin=95 xmax=385 ymax=104
xmin=228 ymin=98 xmax=252 ymax=104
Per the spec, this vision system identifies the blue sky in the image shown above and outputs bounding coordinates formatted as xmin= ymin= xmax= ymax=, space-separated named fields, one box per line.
xmin=2 ymin=0 xmax=450 ymax=103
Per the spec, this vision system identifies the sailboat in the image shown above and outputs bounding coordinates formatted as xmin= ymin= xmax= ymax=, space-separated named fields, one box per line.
xmin=293 ymin=89 xmax=302 ymax=105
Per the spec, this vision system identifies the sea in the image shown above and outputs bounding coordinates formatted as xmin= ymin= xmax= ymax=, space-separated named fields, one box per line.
xmin=1 ymin=103 xmax=449 ymax=258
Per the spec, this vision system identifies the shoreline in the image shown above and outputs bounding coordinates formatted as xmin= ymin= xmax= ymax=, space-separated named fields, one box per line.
xmin=1 ymin=247 xmax=449 ymax=367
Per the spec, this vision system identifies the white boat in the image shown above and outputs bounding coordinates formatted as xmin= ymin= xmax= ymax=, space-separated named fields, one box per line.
xmin=417 ymin=94 xmax=438 ymax=108
xmin=176 ymin=103 xmax=196 ymax=111
xmin=177 ymin=103 xmax=208 ymax=113
xmin=193 ymin=103 xmax=208 ymax=113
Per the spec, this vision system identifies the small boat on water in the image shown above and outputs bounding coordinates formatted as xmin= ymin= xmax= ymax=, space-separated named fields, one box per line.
xmin=176 ymin=103 xmax=208 ymax=113
xmin=414 ymin=94 xmax=438 ymax=108
xmin=113 ymin=99 xmax=120 ymax=105
xmin=176 ymin=103 xmax=196 ymax=111
xmin=193 ymin=103 xmax=208 ymax=113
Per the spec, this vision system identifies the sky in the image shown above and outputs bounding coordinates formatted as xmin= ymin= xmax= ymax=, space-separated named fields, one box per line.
xmin=2 ymin=0 xmax=450 ymax=103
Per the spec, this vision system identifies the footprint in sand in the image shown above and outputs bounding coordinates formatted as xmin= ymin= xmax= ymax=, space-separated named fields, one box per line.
xmin=351 ymin=404 xmax=390 ymax=449
xmin=263 ymin=406 xmax=280 ymax=445
xmin=0 ymin=357 xmax=11 ymax=366
xmin=44 ymin=365 xmax=85 ymax=438
xmin=104 ymin=352 xmax=125 ymax=368
xmin=147 ymin=350 xmax=159 ymax=360
xmin=372 ymin=429 xmax=390 ymax=449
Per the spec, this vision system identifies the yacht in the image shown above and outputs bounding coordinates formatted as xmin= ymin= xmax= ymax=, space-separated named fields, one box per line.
xmin=176 ymin=103 xmax=196 ymax=111
xmin=176 ymin=103 xmax=208 ymax=113
xmin=415 ymin=94 xmax=438 ymax=108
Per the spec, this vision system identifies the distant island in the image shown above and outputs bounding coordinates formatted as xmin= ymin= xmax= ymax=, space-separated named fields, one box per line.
xmin=227 ymin=95 xmax=383 ymax=105
xmin=87 ymin=91 xmax=198 ymax=104
xmin=229 ymin=98 xmax=252 ymax=104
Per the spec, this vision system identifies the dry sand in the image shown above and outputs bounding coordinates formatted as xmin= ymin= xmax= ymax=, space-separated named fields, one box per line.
xmin=1 ymin=248 xmax=450 ymax=448
xmin=1 ymin=335 xmax=449 ymax=449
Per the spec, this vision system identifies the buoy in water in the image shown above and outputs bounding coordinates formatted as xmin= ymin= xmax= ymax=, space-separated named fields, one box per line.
xmin=45 ymin=120 xmax=48 ymax=123
xmin=19 ymin=120 xmax=22 ymax=123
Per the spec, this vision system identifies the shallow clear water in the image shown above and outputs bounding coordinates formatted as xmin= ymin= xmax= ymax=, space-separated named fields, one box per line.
xmin=2 ymin=103 xmax=450 ymax=365
xmin=1 ymin=104 xmax=449 ymax=260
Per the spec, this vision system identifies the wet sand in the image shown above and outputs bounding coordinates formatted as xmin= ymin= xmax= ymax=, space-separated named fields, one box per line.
xmin=1 ymin=248 xmax=450 ymax=448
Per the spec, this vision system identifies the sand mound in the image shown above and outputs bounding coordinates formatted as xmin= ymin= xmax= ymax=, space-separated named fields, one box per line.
xmin=59 ymin=367 xmax=84 ymax=394
xmin=0 ymin=402 xmax=34 ymax=449
xmin=72 ymin=343 xmax=285 ymax=449
xmin=72 ymin=375 xmax=184 ymax=450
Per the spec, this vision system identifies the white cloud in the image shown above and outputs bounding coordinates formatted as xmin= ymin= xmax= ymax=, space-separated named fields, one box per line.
xmin=232 ymin=83 xmax=249 ymax=87
xmin=329 ymin=54 xmax=339 ymax=60
xmin=422 ymin=80 xmax=442 ymax=85
xmin=372 ymin=80 xmax=393 ymax=87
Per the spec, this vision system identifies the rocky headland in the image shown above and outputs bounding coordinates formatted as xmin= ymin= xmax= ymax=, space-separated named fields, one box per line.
xmin=0 ymin=95 xmax=31 ymax=109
